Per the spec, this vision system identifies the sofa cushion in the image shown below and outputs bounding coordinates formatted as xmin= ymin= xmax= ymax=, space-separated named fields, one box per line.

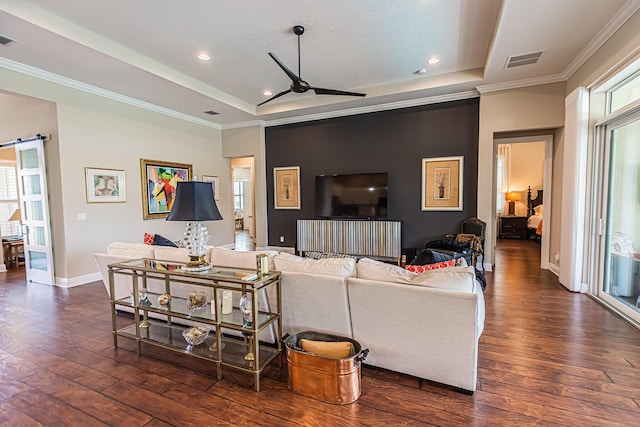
xmin=210 ymin=247 xmax=278 ymax=271
xmin=356 ymin=258 xmax=476 ymax=293
xmin=107 ymin=242 xmax=155 ymax=258
xmin=153 ymin=246 xmax=189 ymax=263
xmin=274 ymin=253 xmax=356 ymax=278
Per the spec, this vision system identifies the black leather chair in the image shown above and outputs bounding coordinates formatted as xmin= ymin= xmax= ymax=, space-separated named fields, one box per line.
xmin=459 ymin=218 xmax=486 ymax=270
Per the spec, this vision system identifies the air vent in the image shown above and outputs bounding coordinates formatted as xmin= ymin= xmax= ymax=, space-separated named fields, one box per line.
xmin=203 ymin=110 xmax=219 ymax=116
xmin=0 ymin=34 xmax=15 ymax=45
xmin=505 ymin=51 xmax=543 ymax=69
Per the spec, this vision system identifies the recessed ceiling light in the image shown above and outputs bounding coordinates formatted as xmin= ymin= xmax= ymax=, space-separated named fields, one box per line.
xmin=197 ymin=52 xmax=210 ymax=61
xmin=427 ymin=57 xmax=440 ymax=65
xmin=263 ymin=91 xmax=273 ymax=96
xmin=414 ymin=69 xmax=427 ymax=75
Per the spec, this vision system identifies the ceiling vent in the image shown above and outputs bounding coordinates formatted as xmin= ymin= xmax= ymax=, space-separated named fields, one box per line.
xmin=203 ymin=110 xmax=219 ymax=116
xmin=505 ymin=51 xmax=543 ymax=69
xmin=0 ymin=34 xmax=15 ymax=46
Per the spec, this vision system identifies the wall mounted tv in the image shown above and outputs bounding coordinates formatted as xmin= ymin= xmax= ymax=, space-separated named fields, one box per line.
xmin=315 ymin=172 xmax=388 ymax=219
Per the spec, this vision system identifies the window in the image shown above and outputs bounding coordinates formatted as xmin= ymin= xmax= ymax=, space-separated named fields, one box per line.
xmin=233 ymin=181 xmax=244 ymax=211
xmin=0 ymin=164 xmax=20 ymax=237
xmin=495 ymin=144 xmax=511 ymax=214
xmin=609 ymin=70 xmax=640 ymax=113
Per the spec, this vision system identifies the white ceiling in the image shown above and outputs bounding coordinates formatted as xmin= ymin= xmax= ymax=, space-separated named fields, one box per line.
xmin=0 ymin=0 xmax=637 ymax=127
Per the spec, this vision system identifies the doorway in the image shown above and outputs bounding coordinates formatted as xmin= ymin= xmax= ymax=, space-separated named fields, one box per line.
xmin=493 ymin=134 xmax=553 ymax=270
xmin=231 ymin=157 xmax=255 ymax=250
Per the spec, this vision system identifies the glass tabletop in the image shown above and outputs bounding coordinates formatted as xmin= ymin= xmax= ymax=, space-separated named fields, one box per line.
xmin=109 ymin=258 xmax=279 ymax=284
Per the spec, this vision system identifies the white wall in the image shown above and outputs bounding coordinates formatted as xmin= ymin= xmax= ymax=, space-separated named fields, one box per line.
xmin=223 ymin=126 xmax=267 ymax=247
xmin=0 ymin=68 xmax=231 ymax=285
xmin=478 ymin=83 xmax=566 ymax=268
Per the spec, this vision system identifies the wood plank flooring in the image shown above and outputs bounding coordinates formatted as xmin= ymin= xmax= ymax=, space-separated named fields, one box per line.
xmin=1 ymin=239 xmax=640 ymax=426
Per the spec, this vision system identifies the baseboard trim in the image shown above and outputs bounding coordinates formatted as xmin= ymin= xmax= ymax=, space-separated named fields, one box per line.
xmin=548 ymin=263 xmax=560 ymax=277
xmin=55 ymin=272 xmax=102 ymax=288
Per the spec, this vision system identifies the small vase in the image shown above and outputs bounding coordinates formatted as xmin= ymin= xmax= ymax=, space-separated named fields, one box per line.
xmin=239 ymin=293 xmax=252 ymax=324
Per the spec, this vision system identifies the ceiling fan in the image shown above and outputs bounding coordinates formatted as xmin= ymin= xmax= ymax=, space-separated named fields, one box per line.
xmin=258 ymin=25 xmax=366 ymax=106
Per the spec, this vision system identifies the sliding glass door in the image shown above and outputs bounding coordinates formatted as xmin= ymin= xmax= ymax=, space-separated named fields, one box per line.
xmin=597 ymin=111 xmax=640 ymax=320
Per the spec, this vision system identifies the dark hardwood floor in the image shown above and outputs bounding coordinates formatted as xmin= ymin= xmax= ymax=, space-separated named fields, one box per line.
xmin=1 ymin=239 xmax=640 ymax=426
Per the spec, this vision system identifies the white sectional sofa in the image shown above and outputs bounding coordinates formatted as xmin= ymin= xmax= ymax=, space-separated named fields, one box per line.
xmin=95 ymin=243 xmax=484 ymax=393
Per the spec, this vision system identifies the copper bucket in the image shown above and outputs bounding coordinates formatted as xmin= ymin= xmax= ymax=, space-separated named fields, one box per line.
xmin=283 ymin=331 xmax=369 ymax=405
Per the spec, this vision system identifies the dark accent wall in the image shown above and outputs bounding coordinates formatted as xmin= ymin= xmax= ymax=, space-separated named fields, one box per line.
xmin=265 ymin=98 xmax=479 ymax=250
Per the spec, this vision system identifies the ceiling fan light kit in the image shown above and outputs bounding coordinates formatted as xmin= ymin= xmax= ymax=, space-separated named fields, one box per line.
xmin=258 ymin=25 xmax=366 ymax=106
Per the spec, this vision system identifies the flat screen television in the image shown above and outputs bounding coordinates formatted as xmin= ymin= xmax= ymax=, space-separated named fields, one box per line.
xmin=315 ymin=172 xmax=388 ymax=219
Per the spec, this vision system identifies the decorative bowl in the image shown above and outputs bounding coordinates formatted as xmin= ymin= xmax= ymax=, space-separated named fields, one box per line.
xmin=182 ymin=326 xmax=210 ymax=346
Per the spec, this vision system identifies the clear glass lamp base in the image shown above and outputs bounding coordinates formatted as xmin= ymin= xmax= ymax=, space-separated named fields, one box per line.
xmin=180 ymin=222 xmax=212 ymax=272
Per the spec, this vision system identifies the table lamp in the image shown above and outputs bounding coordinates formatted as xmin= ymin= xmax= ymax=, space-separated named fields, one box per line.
xmin=505 ymin=191 xmax=521 ymax=216
xmin=167 ymin=181 xmax=223 ymax=271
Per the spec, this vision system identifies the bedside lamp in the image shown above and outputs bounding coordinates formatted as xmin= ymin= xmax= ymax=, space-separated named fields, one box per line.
xmin=9 ymin=208 xmax=22 ymax=237
xmin=505 ymin=191 xmax=521 ymax=216
xmin=167 ymin=181 xmax=223 ymax=271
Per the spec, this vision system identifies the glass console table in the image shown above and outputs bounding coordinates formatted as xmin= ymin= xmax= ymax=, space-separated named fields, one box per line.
xmin=108 ymin=258 xmax=282 ymax=391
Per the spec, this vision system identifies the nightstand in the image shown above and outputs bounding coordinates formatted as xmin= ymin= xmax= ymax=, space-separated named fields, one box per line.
xmin=499 ymin=216 xmax=528 ymax=239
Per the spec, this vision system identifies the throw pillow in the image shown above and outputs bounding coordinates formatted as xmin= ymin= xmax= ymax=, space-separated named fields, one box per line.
xmin=405 ymin=259 xmax=455 ymax=273
xmin=143 ymin=232 xmax=155 ymax=245
xmin=300 ymin=339 xmax=354 ymax=359
xmin=411 ymin=248 xmax=453 ymax=265
xmin=153 ymin=234 xmax=178 ymax=247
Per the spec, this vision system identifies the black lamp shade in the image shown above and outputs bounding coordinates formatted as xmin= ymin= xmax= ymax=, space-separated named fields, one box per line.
xmin=166 ymin=181 xmax=223 ymax=221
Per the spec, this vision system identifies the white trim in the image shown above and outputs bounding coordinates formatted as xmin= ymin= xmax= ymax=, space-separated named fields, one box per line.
xmin=55 ymin=272 xmax=102 ymax=288
xmin=263 ymin=91 xmax=479 ymax=127
xmin=548 ymin=262 xmax=560 ymax=277
xmin=559 ymin=87 xmax=590 ymax=292
xmin=0 ymin=58 xmax=222 ymax=130
xmin=222 ymin=120 xmax=266 ymax=130
xmin=476 ymin=74 xmax=565 ymax=94
xmin=563 ymin=0 xmax=640 ymax=80
xmin=482 ymin=262 xmax=493 ymax=272
xmin=0 ymin=264 xmax=7 ymax=273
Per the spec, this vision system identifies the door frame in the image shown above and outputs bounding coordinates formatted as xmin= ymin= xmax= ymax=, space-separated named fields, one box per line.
xmin=492 ymin=134 xmax=553 ymax=270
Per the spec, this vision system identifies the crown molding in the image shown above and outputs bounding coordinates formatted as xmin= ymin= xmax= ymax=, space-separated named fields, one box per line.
xmin=221 ymin=120 xmax=266 ymax=130
xmin=0 ymin=58 xmax=222 ymax=130
xmin=476 ymin=74 xmax=566 ymax=94
xmin=262 ymin=91 xmax=479 ymax=127
xmin=563 ymin=0 xmax=640 ymax=80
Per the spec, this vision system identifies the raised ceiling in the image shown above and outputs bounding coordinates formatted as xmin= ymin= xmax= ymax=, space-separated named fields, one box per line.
xmin=0 ymin=0 xmax=637 ymax=127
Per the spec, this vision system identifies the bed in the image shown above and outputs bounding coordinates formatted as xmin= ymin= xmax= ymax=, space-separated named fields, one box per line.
xmin=526 ymin=186 xmax=543 ymax=239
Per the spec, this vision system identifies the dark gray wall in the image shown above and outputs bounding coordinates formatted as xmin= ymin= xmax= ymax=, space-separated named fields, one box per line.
xmin=265 ymin=98 xmax=479 ymax=250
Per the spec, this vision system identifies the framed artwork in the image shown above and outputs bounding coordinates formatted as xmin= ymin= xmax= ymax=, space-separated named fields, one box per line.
xmin=421 ymin=156 xmax=463 ymax=211
xmin=140 ymin=159 xmax=192 ymax=219
xmin=274 ymin=166 xmax=300 ymax=209
xmin=85 ymin=167 xmax=126 ymax=203
xmin=202 ymin=175 xmax=220 ymax=201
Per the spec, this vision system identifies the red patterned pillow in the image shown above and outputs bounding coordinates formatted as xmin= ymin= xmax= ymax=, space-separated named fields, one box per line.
xmin=143 ymin=233 xmax=155 ymax=245
xmin=405 ymin=259 xmax=455 ymax=273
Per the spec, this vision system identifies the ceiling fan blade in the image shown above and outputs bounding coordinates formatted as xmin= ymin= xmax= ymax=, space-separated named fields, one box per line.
xmin=257 ymin=88 xmax=292 ymax=106
xmin=311 ymin=87 xmax=366 ymax=97
xmin=268 ymin=53 xmax=301 ymax=83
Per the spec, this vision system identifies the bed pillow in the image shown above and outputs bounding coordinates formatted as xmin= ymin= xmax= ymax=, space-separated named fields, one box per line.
xmin=534 ymin=205 xmax=543 ymax=216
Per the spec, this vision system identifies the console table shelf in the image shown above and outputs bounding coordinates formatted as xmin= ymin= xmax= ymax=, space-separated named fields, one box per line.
xmin=108 ymin=258 xmax=282 ymax=391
